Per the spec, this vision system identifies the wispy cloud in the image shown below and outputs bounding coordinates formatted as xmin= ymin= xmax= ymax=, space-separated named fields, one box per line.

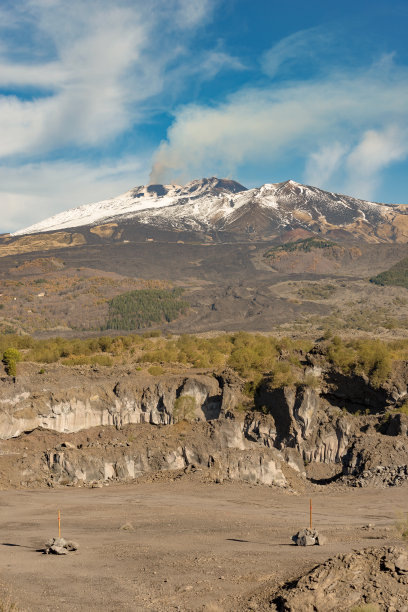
xmin=172 ymin=0 xmax=215 ymax=28
xmin=0 ymin=0 xmax=236 ymax=231
xmin=150 ymin=55 xmax=408 ymax=199
xmin=0 ymin=0 xmax=230 ymax=160
xmin=0 ymin=156 xmax=151 ymax=233
xmin=0 ymin=1 xmax=155 ymax=156
xmin=261 ymin=27 xmax=332 ymax=78
xmin=345 ymin=125 xmax=408 ymax=200
xmin=304 ymin=142 xmax=348 ymax=189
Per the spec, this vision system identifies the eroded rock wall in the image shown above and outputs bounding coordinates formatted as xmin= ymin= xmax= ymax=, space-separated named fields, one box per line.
xmin=2 ymin=363 xmax=408 ymax=489
xmin=0 ymin=369 xmax=232 ymax=439
xmin=10 ymin=419 xmax=294 ymax=489
xmin=249 ymin=383 xmax=353 ymax=464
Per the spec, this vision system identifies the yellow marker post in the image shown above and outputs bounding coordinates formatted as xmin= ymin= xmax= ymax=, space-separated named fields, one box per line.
xmin=58 ymin=509 xmax=61 ymax=538
xmin=310 ymin=498 xmax=312 ymax=530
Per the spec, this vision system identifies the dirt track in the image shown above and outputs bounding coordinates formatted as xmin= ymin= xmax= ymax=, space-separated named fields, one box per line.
xmin=0 ymin=480 xmax=407 ymax=611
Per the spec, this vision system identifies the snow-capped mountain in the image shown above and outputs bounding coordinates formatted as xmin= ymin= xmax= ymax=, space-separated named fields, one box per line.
xmin=13 ymin=177 xmax=408 ymax=241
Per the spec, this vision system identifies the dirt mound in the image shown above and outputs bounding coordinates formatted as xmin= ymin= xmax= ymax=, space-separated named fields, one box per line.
xmin=270 ymin=546 xmax=408 ymax=611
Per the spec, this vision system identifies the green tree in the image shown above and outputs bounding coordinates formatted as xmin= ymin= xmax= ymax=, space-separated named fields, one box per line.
xmin=2 ymin=347 xmax=22 ymax=377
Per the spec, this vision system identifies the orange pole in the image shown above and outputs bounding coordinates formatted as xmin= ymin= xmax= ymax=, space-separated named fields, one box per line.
xmin=58 ymin=509 xmax=61 ymax=538
xmin=310 ymin=499 xmax=312 ymax=529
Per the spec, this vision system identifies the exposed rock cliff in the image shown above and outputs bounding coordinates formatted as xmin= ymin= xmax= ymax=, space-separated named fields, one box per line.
xmin=1 ymin=363 xmax=408 ymax=489
xmin=0 ymin=367 xmax=234 ymax=439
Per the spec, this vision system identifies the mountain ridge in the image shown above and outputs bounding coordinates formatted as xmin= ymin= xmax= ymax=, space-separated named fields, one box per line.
xmin=13 ymin=177 xmax=408 ymax=243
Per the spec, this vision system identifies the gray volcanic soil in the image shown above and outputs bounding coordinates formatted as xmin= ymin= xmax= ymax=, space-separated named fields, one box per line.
xmin=1 ymin=236 xmax=408 ymax=336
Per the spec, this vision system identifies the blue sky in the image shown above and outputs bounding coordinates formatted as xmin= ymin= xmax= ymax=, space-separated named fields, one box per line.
xmin=1 ymin=0 xmax=408 ymax=233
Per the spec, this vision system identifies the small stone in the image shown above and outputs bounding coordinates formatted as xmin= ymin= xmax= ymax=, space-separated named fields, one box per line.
xmin=384 ymin=560 xmax=395 ymax=572
xmin=395 ymin=554 xmax=408 ymax=573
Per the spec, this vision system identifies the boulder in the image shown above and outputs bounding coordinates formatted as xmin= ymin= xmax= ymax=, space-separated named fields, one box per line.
xmin=44 ymin=537 xmax=79 ymax=555
xmin=292 ymin=528 xmax=325 ymax=546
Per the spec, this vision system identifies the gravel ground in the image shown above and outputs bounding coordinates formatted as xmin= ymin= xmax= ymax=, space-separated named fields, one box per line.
xmin=0 ymin=479 xmax=407 ymax=611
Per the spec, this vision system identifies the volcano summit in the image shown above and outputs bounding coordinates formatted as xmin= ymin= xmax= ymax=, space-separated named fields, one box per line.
xmin=13 ymin=177 xmax=408 ymax=243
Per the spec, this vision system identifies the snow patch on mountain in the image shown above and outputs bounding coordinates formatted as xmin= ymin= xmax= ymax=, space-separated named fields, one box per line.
xmin=12 ymin=177 xmax=405 ymax=236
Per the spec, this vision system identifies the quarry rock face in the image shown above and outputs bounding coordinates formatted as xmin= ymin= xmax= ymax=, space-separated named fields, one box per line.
xmin=2 ymin=363 xmax=408 ymax=489
xmin=44 ymin=418 xmax=290 ymax=488
xmin=249 ymin=383 xmax=353 ymax=464
xmin=0 ymin=370 xmax=231 ymax=439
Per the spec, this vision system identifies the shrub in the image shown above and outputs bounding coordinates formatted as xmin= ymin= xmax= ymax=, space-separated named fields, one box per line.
xmin=298 ymin=283 xmax=337 ymax=300
xmin=326 ymin=337 xmax=393 ymax=388
xmin=61 ymin=354 xmax=113 ymax=367
xmin=396 ymin=400 xmax=408 ymax=416
xmin=148 ymin=365 xmax=164 ymax=376
xmin=98 ymin=336 xmax=113 ymax=352
xmin=302 ymin=373 xmax=320 ymax=388
xmin=143 ymin=329 xmax=162 ymax=338
xmin=269 ymin=362 xmax=297 ymax=388
xmin=2 ymin=348 xmax=22 ymax=377
xmin=90 ymin=355 xmax=113 ymax=367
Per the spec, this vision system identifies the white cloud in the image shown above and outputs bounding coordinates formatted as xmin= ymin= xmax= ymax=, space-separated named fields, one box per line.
xmin=0 ymin=156 xmax=151 ymax=233
xmin=199 ymin=50 xmax=246 ymax=79
xmin=0 ymin=2 xmax=151 ymax=156
xmin=150 ymin=58 xmax=408 ymax=198
xmin=261 ymin=27 xmax=331 ymax=78
xmin=0 ymin=62 xmax=65 ymax=87
xmin=0 ymin=0 xmax=228 ymax=232
xmin=0 ymin=0 xmax=220 ymax=159
xmin=173 ymin=0 xmax=215 ymax=28
xmin=304 ymin=142 xmax=348 ymax=188
xmin=345 ymin=125 xmax=408 ymax=200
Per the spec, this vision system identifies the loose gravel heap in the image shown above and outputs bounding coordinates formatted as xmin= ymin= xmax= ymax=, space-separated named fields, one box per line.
xmin=270 ymin=546 xmax=408 ymax=611
xmin=350 ymin=464 xmax=408 ymax=488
